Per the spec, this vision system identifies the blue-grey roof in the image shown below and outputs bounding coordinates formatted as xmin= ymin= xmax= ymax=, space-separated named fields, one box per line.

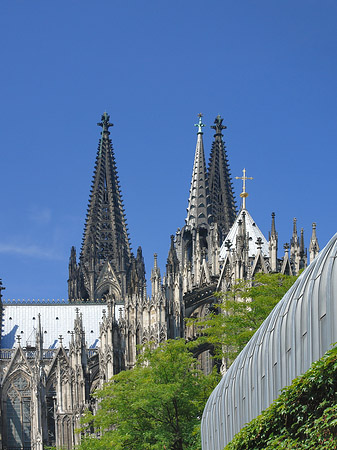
xmin=202 ymin=232 xmax=337 ymax=450
xmin=219 ymin=208 xmax=269 ymax=259
xmin=1 ymin=303 xmax=107 ymax=349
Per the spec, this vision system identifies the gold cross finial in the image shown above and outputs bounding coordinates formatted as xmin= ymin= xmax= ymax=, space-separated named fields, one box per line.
xmin=235 ymin=168 xmax=253 ymax=210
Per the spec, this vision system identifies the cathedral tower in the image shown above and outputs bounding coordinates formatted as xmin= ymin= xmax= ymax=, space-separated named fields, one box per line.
xmin=68 ymin=113 xmax=132 ymax=302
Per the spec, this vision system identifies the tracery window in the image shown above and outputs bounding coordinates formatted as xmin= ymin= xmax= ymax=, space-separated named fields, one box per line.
xmin=5 ymin=373 xmax=31 ymax=449
xmin=46 ymin=380 xmax=56 ymax=447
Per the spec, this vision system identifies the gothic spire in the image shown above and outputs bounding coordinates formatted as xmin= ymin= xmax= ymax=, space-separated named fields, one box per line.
xmin=80 ymin=113 xmax=131 ymax=270
xmin=69 ymin=113 xmax=132 ymax=301
xmin=271 ymin=212 xmax=277 ymax=237
xmin=269 ymin=212 xmax=278 ymax=272
xmin=290 ymin=217 xmax=299 ymax=262
xmin=309 ymin=222 xmax=319 ymax=263
xmin=208 ymin=115 xmax=236 ymax=239
xmin=185 ymin=114 xmax=209 ymax=228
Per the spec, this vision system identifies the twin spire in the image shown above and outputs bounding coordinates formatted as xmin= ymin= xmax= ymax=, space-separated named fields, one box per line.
xmin=186 ymin=113 xmax=237 ymax=238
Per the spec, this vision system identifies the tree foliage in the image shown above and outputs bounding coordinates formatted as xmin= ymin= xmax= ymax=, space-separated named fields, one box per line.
xmin=78 ymin=339 xmax=220 ymax=450
xmin=188 ymin=273 xmax=298 ymax=366
xmin=225 ymin=345 xmax=337 ymax=449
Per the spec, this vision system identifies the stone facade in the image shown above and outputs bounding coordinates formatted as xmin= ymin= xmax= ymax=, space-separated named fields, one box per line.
xmin=0 ymin=113 xmax=319 ymax=449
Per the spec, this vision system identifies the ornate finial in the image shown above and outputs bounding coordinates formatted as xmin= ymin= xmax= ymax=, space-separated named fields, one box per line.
xmin=225 ymin=240 xmax=232 ymax=251
xmin=284 ymin=243 xmax=290 ymax=251
xmin=211 ymin=114 xmax=227 ymax=135
xmin=97 ymin=112 xmax=114 ymax=133
xmin=17 ymin=335 xmax=21 ymax=346
xmin=194 ymin=113 xmax=205 ymax=134
xmin=235 ymin=168 xmax=253 ymax=210
xmin=256 ymin=237 xmax=263 ymax=250
xmin=59 ymin=335 xmax=63 ymax=346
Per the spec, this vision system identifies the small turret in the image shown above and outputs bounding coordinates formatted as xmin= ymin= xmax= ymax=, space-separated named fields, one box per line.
xmin=35 ymin=314 xmax=43 ymax=362
xmin=290 ymin=218 xmax=300 ymax=263
xmin=151 ymin=253 xmax=161 ymax=298
xmin=269 ymin=212 xmax=278 ymax=272
xmin=309 ymin=223 xmax=320 ymax=263
xmin=299 ymin=228 xmax=307 ymax=270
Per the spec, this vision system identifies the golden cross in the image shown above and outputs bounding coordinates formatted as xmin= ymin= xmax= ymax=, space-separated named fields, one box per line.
xmin=235 ymin=168 xmax=253 ymax=210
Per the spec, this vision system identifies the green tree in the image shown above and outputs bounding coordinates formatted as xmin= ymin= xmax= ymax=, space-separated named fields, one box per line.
xmin=225 ymin=345 xmax=337 ymax=449
xmin=78 ymin=339 xmax=220 ymax=450
xmin=188 ymin=273 xmax=298 ymax=367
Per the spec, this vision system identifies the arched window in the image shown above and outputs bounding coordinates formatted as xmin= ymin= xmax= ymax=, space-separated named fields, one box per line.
xmin=46 ymin=379 xmax=56 ymax=447
xmin=5 ymin=373 xmax=31 ymax=449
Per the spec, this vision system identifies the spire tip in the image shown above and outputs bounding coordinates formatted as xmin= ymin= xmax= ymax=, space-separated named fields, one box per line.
xmin=194 ymin=113 xmax=205 ymax=134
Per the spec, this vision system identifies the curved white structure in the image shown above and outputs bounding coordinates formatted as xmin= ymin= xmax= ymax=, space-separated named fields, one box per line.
xmin=201 ymin=232 xmax=337 ymax=450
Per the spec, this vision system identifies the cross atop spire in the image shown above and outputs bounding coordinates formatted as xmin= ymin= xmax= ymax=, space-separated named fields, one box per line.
xmin=97 ymin=112 xmax=114 ymax=133
xmin=194 ymin=113 xmax=205 ymax=134
xmin=211 ymin=114 xmax=227 ymax=135
xmin=235 ymin=168 xmax=253 ymax=210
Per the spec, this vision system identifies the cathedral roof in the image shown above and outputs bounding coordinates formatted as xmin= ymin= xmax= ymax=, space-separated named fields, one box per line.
xmin=0 ymin=303 xmax=114 ymax=349
xmin=219 ymin=208 xmax=269 ymax=259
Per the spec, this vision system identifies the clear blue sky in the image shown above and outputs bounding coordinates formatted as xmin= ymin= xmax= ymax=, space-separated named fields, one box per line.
xmin=0 ymin=1 xmax=336 ymax=300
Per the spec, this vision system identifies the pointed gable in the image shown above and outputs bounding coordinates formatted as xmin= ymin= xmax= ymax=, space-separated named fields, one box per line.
xmin=2 ymin=346 xmax=32 ymax=384
xmin=95 ymin=261 xmax=122 ymax=300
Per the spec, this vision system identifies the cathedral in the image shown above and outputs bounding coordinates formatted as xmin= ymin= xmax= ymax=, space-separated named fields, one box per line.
xmin=0 ymin=112 xmax=320 ymax=450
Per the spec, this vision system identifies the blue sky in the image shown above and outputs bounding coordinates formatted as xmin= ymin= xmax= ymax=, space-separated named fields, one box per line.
xmin=0 ymin=1 xmax=336 ymax=300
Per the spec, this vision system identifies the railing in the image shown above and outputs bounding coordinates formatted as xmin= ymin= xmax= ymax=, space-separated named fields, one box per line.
xmin=0 ymin=349 xmax=15 ymax=359
xmin=0 ymin=348 xmax=59 ymax=360
xmin=2 ymin=298 xmax=108 ymax=304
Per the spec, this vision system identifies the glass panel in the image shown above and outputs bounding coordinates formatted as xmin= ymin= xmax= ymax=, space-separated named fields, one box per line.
xmin=7 ymin=397 xmax=22 ymax=448
xmin=5 ymin=374 xmax=31 ymax=450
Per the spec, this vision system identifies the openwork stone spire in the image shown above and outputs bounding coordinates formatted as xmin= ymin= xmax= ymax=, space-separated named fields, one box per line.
xmin=208 ymin=115 xmax=236 ymax=239
xmin=81 ymin=112 xmax=131 ymax=268
xmin=69 ymin=113 xmax=131 ymax=301
xmin=185 ymin=114 xmax=209 ymax=228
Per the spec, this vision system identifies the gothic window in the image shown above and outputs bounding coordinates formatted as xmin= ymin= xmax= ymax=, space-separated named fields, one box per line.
xmin=5 ymin=373 xmax=31 ymax=450
xmin=46 ymin=380 xmax=56 ymax=447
